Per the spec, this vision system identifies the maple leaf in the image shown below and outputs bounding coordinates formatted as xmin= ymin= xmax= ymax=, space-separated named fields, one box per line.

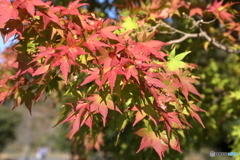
xmin=169 ymin=137 xmax=182 ymax=153
xmin=36 ymin=6 xmax=62 ymax=29
xmin=133 ymin=109 xmax=146 ymax=126
xmin=178 ymin=70 xmax=203 ymax=101
xmin=60 ymin=58 xmax=70 ymax=83
xmin=51 ymin=55 xmax=76 ymax=83
xmin=206 ymin=0 xmax=236 ymax=22
xmin=160 ymin=112 xmax=183 ymax=137
xmin=81 ymin=68 xmax=101 ymax=86
xmin=128 ymin=40 xmax=167 ymax=61
xmin=93 ymin=132 xmax=104 ymax=151
xmin=47 ymin=43 xmax=87 ymax=83
xmin=189 ymin=102 xmax=206 ymax=113
xmin=167 ymin=48 xmax=191 ymax=71
xmin=144 ymin=40 xmax=167 ymax=50
xmin=83 ymin=34 xmax=109 ymax=53
xmin=132 ymin=105 xmax=157 ymax=126
xmin=207 ymin=0 xmax=223 ymax=12
xmin=32 ymin=65 xmax=49 ymax=76
xmin=31 ymin=46 xmax=74 ymax=83
xmin=51 ymin=26 xmax=64 ymax=40
xmin=135 ymin=128 xmax=168 ymax=160
xmin=121 ymin=16 xmax=138 ymax=31
xmin=57 ymin=45 xmax=88 ymax=61
xmin=0 ymin=0 xmax=19 ymax=28
xmin=77 ymin=14 xmax=97 ymax=31
xmin=100 ymin=26 xmax=120 ymax=41
xmin=145 ymin=76 xmax=167 ymax=89
xmin=101 ymin=70 xmax=117 ymax=94
xmin=84 ymin=132 xmax=104 ymax=153
xmin=60 ymin=103 xmax=90 ymax=138
xmin=19 ymin=0 xmax=48 ymax=17
xmin=61 ymin=0 xmax=88 ymax=15
xmin=86 ymin=94 xmax=122 ymax=126
xmin=46 ymin=6 xmax=62 ymax=26
xmin=36 ymin=11 xmax=51 ymax=29
xmin=218 ymin=11 xmax=235 ymax=22
xmin=125 ymin=65 xmax=140 ymax=84
xmin=29 ymin=46 xmax=55 ymax=65
xmin=168 ymin=112 xmax=182 ymax=126
xmin=142 ymin=40 xmax=168 ymax=60
xmin=1 ymin=19 xmax=23 ymax=43
xmin=189 ymin=109 xmax=205 ymax=128
xmin=94 ymin=51 xmax=122 ymax=93
xmin=189 ymin=8 xmax=203 ymax=17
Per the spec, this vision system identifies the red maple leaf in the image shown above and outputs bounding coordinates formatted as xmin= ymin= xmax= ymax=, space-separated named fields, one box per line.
xmin=86 ymin=94 xmax=122 ymax=126
xmin=100 ymin=26 xmax=120 ymax=41
xmin=159 ymin=111 xmax=184 ymax=137
xmin=80 ymin=68 xmax=101 ymax=87
xmin=83 ymin=34 xmax=109 ymax=53
xmin=189 ymin=7 xmax=203 ymax=17
xmin=29 ymin=46 xmax=55 ymax=65
xmin=84 ymin=132 xmax=104 ymax=153
xmin=207 ymin=0 xmax=223 ymax=12
xmin=57 ymin=45 xmax=88 ymax=61
xmin=178 ymin=70 xmax=203 ymax=101
xmin=93 ymin=51 xmax=123 ymax=93
xmin=189 ymin=109 xmax=205 ymax=128
xmin=0 ymin=0 xmax=19 ymax=27
xmin=1 ymin=19 xmax=23 ymax=43
xmin=36 ymin=6 xmax=62 ymax=29
xmin=133 ymin=109 xmax=147 ymax=126
xmin=19 ymin=0 xmax=48 ymax=17
xmin=169 ymin=137 xmax=182 ymax=153
xmin=0 ymin=91 xmax=9 ymax=104
xmin=46 ymin=6 xmax=62 ymax=25
xmin=32 ymin=65 xmax=50 ymax=76
xmin=133 ymin=41 xmax=167 ymax=60
xmin=206 ymin=0 xmax=237 ymax=22
xmin=61 ymin=0 xmax=88 ymax=15
xmin=145 ymin=76 xmax=168 ymax=89
xmin=60 ymin=58 xmax=70 ymax=83
xmin=135 ymin=128 xmax=168 ymax=160
xmin=218 ymin=11 xmax=235 ymax=22
xmin=50 ymin=53 xmax=77 ymax=83
xmin=132 ymin=105 xmax=157 ymax=126
xmin=45 ymin=41 xmax=87 ymax=83
xmin=60 ymin=103 xmax=91 ymax=138
xmin=101 ymin=70 xmax=117 ymax=93
xmin=125 ymin=65 xmax=139 ymax=84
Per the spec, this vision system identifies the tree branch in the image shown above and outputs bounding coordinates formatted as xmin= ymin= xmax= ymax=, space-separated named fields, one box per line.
xmin=167 ymin=33 xmax=198 ymax=44
xmin=150 ymin=18 xmax=240 ymax=54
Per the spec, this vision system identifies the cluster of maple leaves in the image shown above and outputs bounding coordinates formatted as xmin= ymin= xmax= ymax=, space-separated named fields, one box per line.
xmin=1 ymin=0 xmax=238 ymax=159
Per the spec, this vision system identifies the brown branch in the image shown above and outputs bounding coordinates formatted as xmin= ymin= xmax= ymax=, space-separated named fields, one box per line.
xmin=198 ymin=28 xmax=236 ymax=53
xmin=149 ymin=17 xmax=240 ymax=54
xmin=167 ymin=33 xmax=198 ymax=44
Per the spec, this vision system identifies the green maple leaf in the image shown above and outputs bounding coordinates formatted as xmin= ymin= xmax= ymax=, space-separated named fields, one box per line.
xmin=167 ymin=48 xmax=191 ymax=71
xmin=121 ymin=16 xmax=138 ymax=30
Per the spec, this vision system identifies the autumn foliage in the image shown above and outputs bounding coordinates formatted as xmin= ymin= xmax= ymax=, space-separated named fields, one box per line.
xmin=0 ymin=0 xmax=239 ymax=159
